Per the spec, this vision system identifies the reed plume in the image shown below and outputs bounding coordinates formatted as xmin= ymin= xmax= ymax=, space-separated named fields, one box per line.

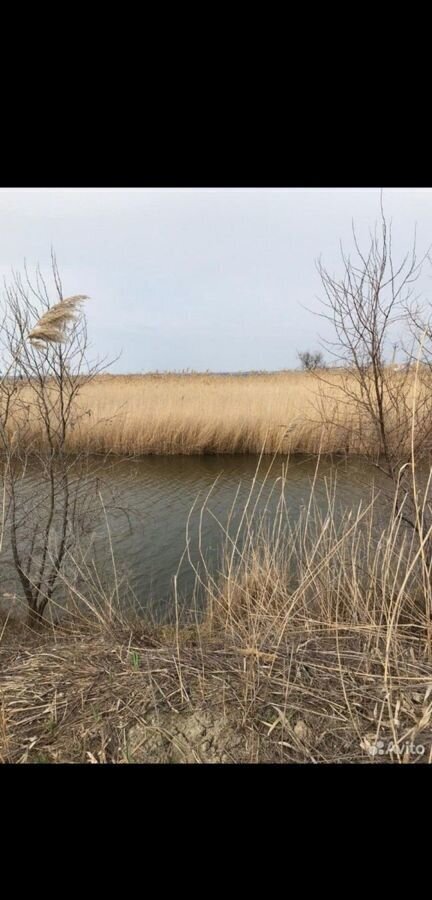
xmin=27 ymin=295 xmax=88 ymax=346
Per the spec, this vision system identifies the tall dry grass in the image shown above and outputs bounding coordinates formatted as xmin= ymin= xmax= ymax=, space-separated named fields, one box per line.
xmin=1 ymin=458 xmax=431 ymax=763
xmin=10 ymin=369 xmax=427 ymax=457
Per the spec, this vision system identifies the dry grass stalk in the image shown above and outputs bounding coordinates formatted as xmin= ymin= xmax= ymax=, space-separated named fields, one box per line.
xmin=27 ymin=295 xmax=88 ymax=346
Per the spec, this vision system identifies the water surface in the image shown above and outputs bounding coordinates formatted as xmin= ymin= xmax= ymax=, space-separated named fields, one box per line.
xmin=0 ymin=454 xmax=393 ymax=620
xmin=90 ymin=454 xmax=386 ymax=616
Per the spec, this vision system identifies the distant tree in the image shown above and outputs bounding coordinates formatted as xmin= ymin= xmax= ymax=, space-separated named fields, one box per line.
xmin=298 ymin=350 xmax=325 ymax=371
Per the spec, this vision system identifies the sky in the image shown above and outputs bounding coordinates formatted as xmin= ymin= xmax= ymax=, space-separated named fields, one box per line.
xmin=0 ymin=187 xmax=431 ymax=373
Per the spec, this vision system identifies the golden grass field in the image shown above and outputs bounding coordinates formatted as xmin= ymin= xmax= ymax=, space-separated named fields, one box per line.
xmin=48 ymin=369 xmax=382 ymax=456
xmin=55 ymin=368 xmax=419 ymax=457
xmin=10 ymin=367 xmax=424 ymax=457
xmin=74 ymin=371 xmax=320 ymax=455
xmin=9 ymin=367 xmax=426 ymax=457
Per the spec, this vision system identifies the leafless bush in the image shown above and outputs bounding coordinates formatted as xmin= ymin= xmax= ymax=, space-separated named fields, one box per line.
xmin=0 ymin=253 xmax=112 ymax=627
xmin=305 ymin=199 xmax=432 ymax=654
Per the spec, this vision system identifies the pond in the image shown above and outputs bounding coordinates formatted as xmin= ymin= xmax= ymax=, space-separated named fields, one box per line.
xmin=0 ymin=454 xmax=397 ymax=621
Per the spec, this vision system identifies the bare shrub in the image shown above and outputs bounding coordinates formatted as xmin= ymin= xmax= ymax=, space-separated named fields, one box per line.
xmin=0 ymin=253 xmax=111 ymax=627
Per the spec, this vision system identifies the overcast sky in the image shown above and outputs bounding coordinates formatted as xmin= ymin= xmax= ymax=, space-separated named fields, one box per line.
xmin=0 ymin=187 xmax=431 ymax=372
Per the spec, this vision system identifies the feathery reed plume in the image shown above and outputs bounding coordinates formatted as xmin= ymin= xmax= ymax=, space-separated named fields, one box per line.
xmin=27 ymin=295 xmax=88 ymax=346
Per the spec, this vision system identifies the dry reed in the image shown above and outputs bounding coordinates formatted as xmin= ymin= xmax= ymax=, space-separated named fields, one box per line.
xmin=27 ymin=295 xmax=88 ymax=346
xmin=9 ymin=369 xmax=426 ymax=457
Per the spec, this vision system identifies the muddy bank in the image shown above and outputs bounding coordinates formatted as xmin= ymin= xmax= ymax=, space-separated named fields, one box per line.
xmin=127 ymin=710 xmax=256 ymax=764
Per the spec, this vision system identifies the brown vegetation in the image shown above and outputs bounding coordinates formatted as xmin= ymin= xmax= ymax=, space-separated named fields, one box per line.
xmin=1 ymin=475 xmax=431 ymax=763
xmin=9 ymin=367 xmax=429 ymax=458
xmin=2 ymin=207 xmax=432 ymax=763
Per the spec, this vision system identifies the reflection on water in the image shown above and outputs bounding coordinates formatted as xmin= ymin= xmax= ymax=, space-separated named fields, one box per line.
xmin=1 ymin=454 xmax=394 ymax=619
